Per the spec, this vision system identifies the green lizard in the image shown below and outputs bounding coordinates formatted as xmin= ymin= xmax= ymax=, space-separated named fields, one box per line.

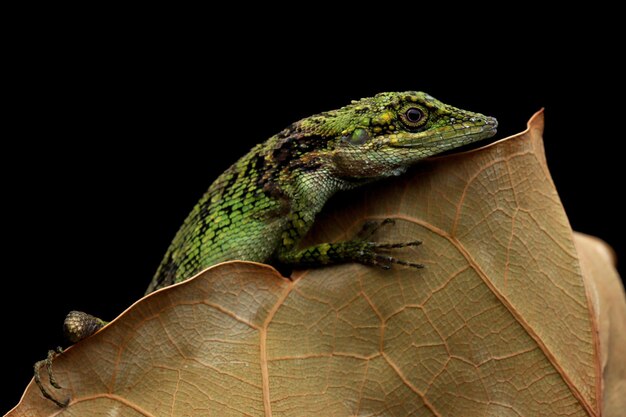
xmin=37 ymin=91 xmax=497 ymax=406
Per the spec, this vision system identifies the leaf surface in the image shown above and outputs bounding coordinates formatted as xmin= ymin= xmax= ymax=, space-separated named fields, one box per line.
xmin=11 ymin=111 xmax=621 ymax=417
xmin=574 ymin=233 xmax=625 ymax=417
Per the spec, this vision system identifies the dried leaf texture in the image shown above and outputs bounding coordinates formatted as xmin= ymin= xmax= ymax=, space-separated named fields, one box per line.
xmin=11 ymin=111 xmax=623 ymax=417
xmin=574 ymin=233 xmax=626 ymax=417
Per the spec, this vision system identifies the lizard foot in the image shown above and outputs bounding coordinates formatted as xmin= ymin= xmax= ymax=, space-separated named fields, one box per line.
xmin=34 ymin=311 xmax=106 ymax=407
xmin=349 ymin=238 xmax=424 ymax=270
xmin=278 ymin=218 xmax=423 ymax=269
xmin=34 ymin=347 xmax=68 ymax=408
xmin=354 ymin=218 xmax=424 ymax=269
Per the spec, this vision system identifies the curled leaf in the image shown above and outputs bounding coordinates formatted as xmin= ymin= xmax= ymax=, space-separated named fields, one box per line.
xmin=10 ymin=111 xmax=624 ymax=416
xmin=574 ymin=233 xmax=626 ymax=417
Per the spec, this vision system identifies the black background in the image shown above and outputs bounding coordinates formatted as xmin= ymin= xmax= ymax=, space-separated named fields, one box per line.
xmin=4 ymin=25 xmax=624 ymax=413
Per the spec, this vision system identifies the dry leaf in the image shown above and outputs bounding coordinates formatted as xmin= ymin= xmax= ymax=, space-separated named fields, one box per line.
xmin=574 ymin=233 xmax=626 ymax=417
xmin=9 ymin=111 xmax=625 ymax=417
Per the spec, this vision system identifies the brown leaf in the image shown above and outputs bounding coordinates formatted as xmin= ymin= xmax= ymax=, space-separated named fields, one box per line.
xmin=10 ymin=111 xmax=623 ymax=416
xmin=574 ymin=233 xmax=626 ymax=417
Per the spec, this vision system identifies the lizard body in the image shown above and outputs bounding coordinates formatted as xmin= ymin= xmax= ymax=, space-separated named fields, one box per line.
xmin=37 ymin=92 xmax=497 ymax=407
xmin=148 ymin=91 xmax=497 ymax=292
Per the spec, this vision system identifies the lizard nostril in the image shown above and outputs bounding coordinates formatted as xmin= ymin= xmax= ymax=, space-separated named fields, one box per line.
xmin=484 ymin=117 xmax=498 ymax=127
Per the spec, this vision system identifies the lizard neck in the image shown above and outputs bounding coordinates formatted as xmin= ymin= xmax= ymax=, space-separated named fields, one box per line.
xmin=286 ymin=167 xmax=353 ymax=225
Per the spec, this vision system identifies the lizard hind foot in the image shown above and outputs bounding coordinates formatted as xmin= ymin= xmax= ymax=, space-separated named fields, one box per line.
xmin=34 ymin=311 xmax=107 ymax=407
xmin=34 ymin=347 xmax=68 ymax=408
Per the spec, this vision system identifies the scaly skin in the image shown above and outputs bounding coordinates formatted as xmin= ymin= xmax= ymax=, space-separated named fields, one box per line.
xmin=37 ymin=92 xmax=497 ymax=407
xmin=147 ymin=91 xmax=497 ymax=292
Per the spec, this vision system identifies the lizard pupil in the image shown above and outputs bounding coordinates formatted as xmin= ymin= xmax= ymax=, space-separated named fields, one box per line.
xmin=405 ymin=108 xmax=423 ymax=123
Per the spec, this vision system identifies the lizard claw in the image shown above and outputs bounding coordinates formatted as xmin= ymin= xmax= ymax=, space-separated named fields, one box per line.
xmin=369 ymin=251 xmax=424 ymax=270
xmin=357 ymin=218 xmax=396 ymax=240
xmin=371 ymin=240 xmax=422 ymax=249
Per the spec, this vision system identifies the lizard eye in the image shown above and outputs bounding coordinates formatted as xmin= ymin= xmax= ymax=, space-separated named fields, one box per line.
xmin=405 ymin=108 xmax=423 ymax=123
xmin=399 ymin=105 xmax=428 ymax=129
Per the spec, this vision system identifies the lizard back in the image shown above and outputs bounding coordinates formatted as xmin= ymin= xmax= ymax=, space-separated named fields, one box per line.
xmin=146 ymin=137 xmax=292 ymax=293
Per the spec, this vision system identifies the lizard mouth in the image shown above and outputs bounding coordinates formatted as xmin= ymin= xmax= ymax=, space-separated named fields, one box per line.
xmin=389 ymin=117 xmax=498 ymax=149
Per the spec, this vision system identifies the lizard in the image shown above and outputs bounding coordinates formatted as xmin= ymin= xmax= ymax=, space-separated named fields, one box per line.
xmin=36 ymin=91 xmax=497 ymax=406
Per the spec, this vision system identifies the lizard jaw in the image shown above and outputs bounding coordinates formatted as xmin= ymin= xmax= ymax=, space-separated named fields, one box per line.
xmin=388 ymin=117 xmax=498 ymax=149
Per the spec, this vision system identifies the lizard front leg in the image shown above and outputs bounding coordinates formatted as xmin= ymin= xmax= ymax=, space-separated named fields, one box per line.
xmin=277 ymin=217 xmax=424 ymax=270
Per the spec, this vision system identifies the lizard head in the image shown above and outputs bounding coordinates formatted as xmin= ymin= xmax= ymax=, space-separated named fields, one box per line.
xmin=300 ymin=91 xmax=497 ymax=180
